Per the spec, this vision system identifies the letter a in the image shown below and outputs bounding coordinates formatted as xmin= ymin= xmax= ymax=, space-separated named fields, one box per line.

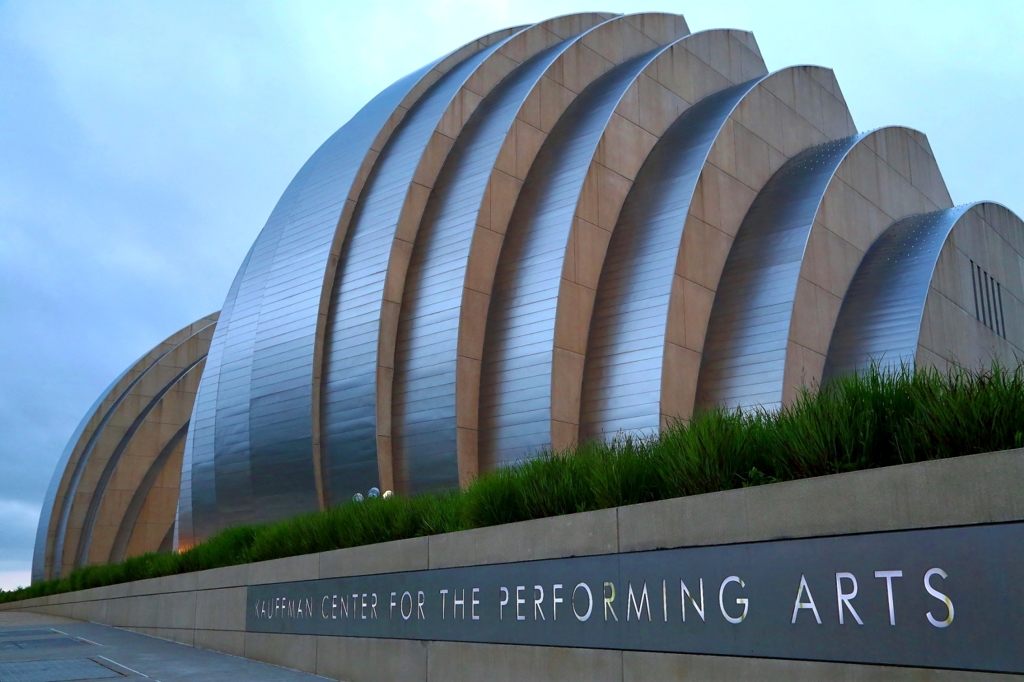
xmin=791 ymin=574 xmax=822 ymax=624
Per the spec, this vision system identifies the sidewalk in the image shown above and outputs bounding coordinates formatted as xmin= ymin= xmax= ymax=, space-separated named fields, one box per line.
xmin=0 ymin=611 xmax=327 ymax=681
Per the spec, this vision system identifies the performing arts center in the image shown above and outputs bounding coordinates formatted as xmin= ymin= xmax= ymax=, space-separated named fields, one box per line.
xmin=34 ymin=11 xmax=1024 ymax=584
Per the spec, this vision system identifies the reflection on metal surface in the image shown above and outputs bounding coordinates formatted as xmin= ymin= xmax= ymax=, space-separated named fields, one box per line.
xmin=187 ymin=65 xmax=438 ymax=539
xmin=319 ymin=39 xmax=512 ymax=506
xmin=479 ymin=48 xmax=670 ymax=467
xmin=179 ymin=248 xmax=252 ymax=547
xmin=695 ymin=134 xmax=866 ymax=412
xmin=580 ymin=78 xmax=766 ymax=441
xmin=392 ymin=40 xmax=586 ymax=493
xmin=822 ymin=206 xmax=972 ymax=380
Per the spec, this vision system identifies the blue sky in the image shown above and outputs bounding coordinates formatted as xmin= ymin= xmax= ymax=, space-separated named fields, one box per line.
xmin=0 ymin=0 xmax=1021 ymax=590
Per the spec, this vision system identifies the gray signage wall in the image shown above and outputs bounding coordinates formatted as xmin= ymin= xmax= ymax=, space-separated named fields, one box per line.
xmin=247 ymin=522 xmax=1023 ymax=674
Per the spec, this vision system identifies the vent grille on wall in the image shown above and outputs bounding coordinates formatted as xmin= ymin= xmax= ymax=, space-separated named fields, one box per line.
xmin=971 ymin=260 xmax=1006 ymax=338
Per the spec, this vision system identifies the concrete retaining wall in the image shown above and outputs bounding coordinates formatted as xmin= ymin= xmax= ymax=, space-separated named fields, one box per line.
xmin=5 ymin=448 xmax=1024 ymax=680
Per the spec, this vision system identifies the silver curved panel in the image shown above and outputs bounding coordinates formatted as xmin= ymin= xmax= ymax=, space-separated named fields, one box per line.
xmin=179 ymin=247 xmax=252 ymax=547
xmin=185 ymin=63 xmax=446 ymax=540
xmin=74 ymin=357 xmax=206 ymax=568
xmin=391 ymin=40 xmax=581 ymax=493
xmin=108 ymin=420 xmax=189 ymax=564
xmin=822 ymin=206 xmax=972 ymax=380
xmin=320 ymin=39 xmax=513 ymax=504
xmin=479 ymin=48 xmax=668 ymax=467
xmin=580 ymin=77 xmax=766 ymax=441
xmin=695 ymin=133 xmax=866 ymax=411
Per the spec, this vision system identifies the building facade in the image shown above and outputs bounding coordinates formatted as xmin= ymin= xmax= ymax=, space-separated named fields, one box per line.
xmin=34 ymin=13 xmax=1024 ymax=582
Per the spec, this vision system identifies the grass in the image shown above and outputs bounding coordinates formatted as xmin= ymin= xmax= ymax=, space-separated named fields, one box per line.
xmin=4 ymin=362 xmax=1023 ymax=603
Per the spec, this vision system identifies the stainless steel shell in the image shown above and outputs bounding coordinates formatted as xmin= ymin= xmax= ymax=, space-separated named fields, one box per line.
xmin=391 ymin=40 xmax=581 ymax=493
xmin=181 ymin=55 xmax=470 ymax=542
xmin=695 ymin=134 xmax=866 ymax=411
xmin=479 ymin=48 xmax=669 ymax=467
xmin=822 ymin=206 xmax=973 ymax=380
xmin=580 ymin=77 xmax=766 ymax=441
xmin=319 ymin=40 xmax=509 ymax=505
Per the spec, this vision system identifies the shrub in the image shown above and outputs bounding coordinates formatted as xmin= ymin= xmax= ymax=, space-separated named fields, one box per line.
xmin=5 ymin=363 xmax=1022 ymax=604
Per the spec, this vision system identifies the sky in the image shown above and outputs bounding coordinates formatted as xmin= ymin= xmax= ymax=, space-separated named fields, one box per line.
xmin=0 ymin=0 xmax=1021 ymax=591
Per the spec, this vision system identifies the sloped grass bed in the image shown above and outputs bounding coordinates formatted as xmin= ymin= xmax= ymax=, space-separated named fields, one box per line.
xmin=6 ymin=364 xmax=1024 ymax=603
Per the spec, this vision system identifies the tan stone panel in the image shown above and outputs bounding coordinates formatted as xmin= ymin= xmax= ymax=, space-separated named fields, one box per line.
xmin=394 ymin=182 xmax=431 ymax=245
xmin=456 ymin=427 xmax=479 ymax=485
xmin=595 ymin=113 xmax=658 ymax=181
xmin=376 ymin=433 xmax=394 ymax=493
xmin=551 ymin=347 xmax=585 ymax=425
xmin=514 ymin=120 xmax=547 ymax=179
xmin=789 ymin=279 xmax=842 ymax=356
xmin=559 ymin=43 xmax=613 ymax=94
xmin=455 ymin=357 xmax=481 ymax=432
xmin=841 ymin=143 xmax=884 ymax=211
xmin=660 ymin=341 xmax=701 ymax=424
xmin=792 ymin=65 xmax=827 ymax=134
xmin=572 ymin=216 xmax=614 ymax=290
xmin=575 ymin=166 xmax=601 ymax=229
xmin=554 ymin=280 xmax=593 ymax=357
xmin=704 ymin=118 xmax=736 ymax=179
xmin=539 ymin=74 xmax=581 ymax=130
xmin=762 ymin=66 xmax=796 ymax=110
xmin=457 ymin=288 xmax=490 ymax=360
xmin=681 ymin=278 xmax=716 ymax=353
xmin=318 ymin=636 xmax=427 ymax=681
xmin=714 ymin=167 xmax=760 ymax=237
xmin=129 ymin=571 xmax=197 ymax=596
xmin=730 ymin=120 xmax=773 ymax=191
xmin=429 ymin=641 xmax=623 ymax=682
xmin=247 ymin=553 xmax=319 ymax=585
xmin=245 ymin=633 xmax=318 ymax=674
xmin=428 ymin=507 xmax=617 ymax=568
xmin=616 ymin=77 xmax=641 ymax=125
xmin=411 ymin=131 xmax=456 ymax=189
xmin=462 ymin=52 xmax=518 ymax=102
xmin=932 ymin=239 xmax=967 ymax=304
xmin=908 ymin=132 xmax=953 ymax=208
xmin=551 ymin=419 xmax=579 ymax=452
xmin=465 ymin=226 xmax=504 ymax=295
xmin=802 ymin=222 xmax=864 ymax=300
xmin=782 ymin=340 xmax=826 ymax=406
xmin=195 ymin=629 xmax=246 ymax=657
xmin=637 ymin=72 xmax=688 ymax=137
xmin=126 ymin=594 xmax=160 ymax=628
xmin=197 ymin=564 xmax=248 ymax=590
xmin=375 ymin=366 xmax=393 ymax=436
xmin=483 ymin=170 xmax=523 ymax=237
xmin=319 ymin=536 xmax=428 ymax=579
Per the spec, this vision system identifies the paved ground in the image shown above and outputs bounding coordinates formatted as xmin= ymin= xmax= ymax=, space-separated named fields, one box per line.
xmin=0 ymin=612 xmax=326 ymax=682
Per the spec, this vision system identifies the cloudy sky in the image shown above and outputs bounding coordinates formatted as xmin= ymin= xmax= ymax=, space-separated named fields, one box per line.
xmin=1 ymin=0 xmax=1021 ymax=590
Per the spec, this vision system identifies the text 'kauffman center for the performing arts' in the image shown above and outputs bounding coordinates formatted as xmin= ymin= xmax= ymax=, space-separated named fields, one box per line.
xmin=33 ymin=12 xmax=1024 ymax=583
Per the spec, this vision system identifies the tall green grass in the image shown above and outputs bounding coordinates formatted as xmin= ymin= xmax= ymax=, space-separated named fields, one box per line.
xmin=5 ymin=363 xmax=1023 ymax=603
